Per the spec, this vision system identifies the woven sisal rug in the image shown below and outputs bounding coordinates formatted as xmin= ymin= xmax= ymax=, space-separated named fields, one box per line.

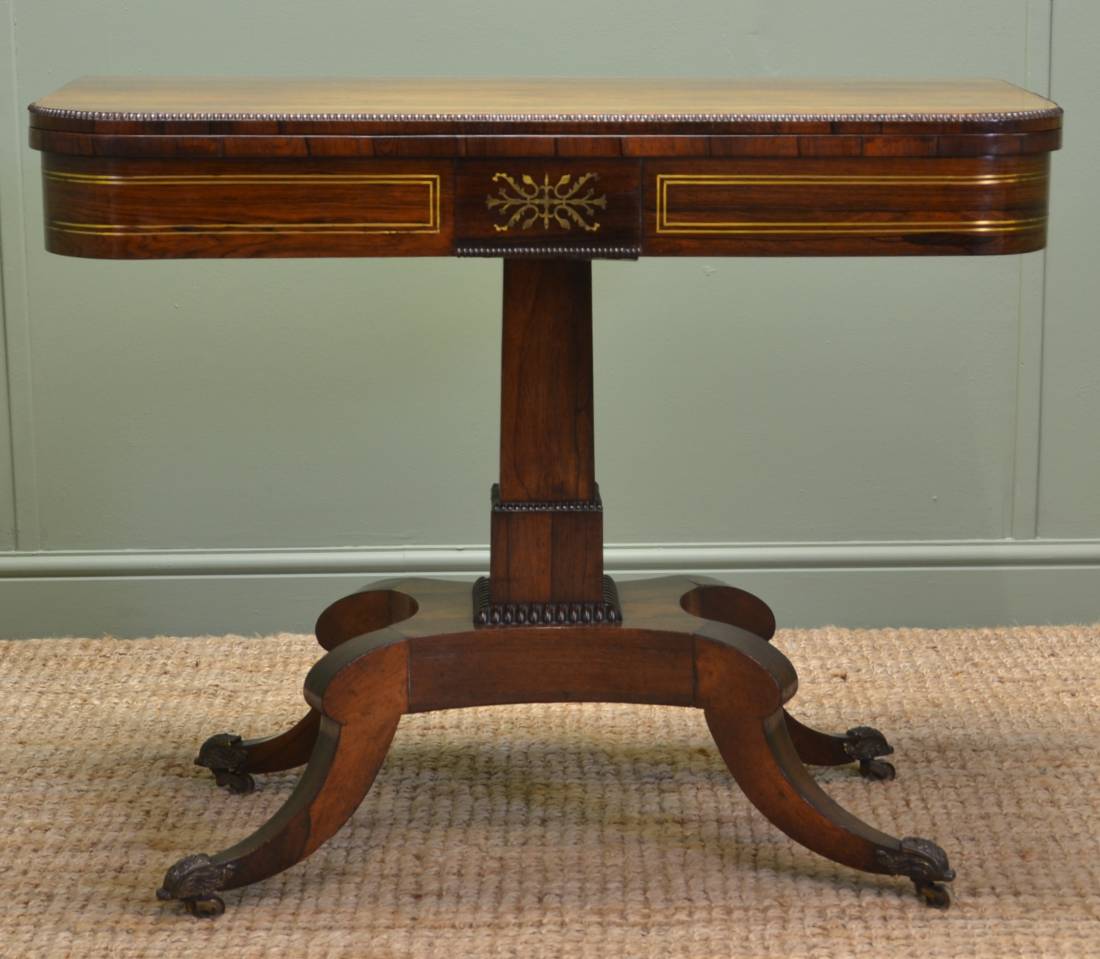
xmin=0 ymin=625 xmax=1097 ymax=958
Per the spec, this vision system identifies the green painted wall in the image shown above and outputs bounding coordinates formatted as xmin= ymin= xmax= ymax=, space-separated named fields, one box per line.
xmin=1 ymin=0 xmax=1097 ymax=635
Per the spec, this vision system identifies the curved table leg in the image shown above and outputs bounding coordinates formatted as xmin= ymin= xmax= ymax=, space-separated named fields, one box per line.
xmin=696 ymin=625 xmax=953 ymax=907
xmin=784 ymin=712 xmax=897 ymax=781
xmin=194 ymin=711 xmax=322 ymax=794
xmin=681 ymin=585 xmax=897 ymax=781
xmin=164 ymin=580 xmax=954 ymax=915
xmin=159 ymin=637 xmax=408 ymax=916
xmin=195 ymin=585 xmax=418 ymax=793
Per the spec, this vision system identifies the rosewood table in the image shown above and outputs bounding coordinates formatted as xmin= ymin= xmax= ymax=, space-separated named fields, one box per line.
xmin=29 ymin=77 xmax=1062 ymax=916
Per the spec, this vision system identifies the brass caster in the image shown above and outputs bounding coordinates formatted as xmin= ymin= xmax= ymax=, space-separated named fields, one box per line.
xmin=157 ymin=853 xmax=232 ymax=917
xmin=858 ymin=757 xmax=897 ymax=781
xmin=876 ymin=837 xmax=955 ymax=910
xmin=915 ymin=879 xmax=952 ymax=909
xmin=184 ymin=895 xmax=226 ymax=918
xmin=213 ymin=769 xmax=256 ymax=794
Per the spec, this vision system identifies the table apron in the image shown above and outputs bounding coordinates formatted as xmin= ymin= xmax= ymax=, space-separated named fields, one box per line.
xmin=39 ymin=152 xmax=1050 ymax=259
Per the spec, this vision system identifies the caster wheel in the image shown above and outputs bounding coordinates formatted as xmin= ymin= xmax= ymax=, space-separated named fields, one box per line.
xmin=214 ymin=770 xmax=256 ymax=794
xmin=859 ymin=758 xmax=896 ymax=782
xmin=915 ymin=881 xmax=951 ymax=909
xmin=184 ymin=895 xmax=225 ymax=918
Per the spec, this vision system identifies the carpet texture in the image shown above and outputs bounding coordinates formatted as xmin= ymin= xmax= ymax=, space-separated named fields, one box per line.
xmin=0 ymin=625 xmax=1097 ymax=958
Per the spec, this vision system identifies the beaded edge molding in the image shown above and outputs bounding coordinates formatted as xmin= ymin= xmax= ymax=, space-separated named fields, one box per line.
xmin=457 ymin=245 xmax=640 ymax=259
xmin=28 ymin=105 xmax=1064 ymax=124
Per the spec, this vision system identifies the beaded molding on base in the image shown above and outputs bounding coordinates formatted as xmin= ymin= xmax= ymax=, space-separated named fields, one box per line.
xmin=491 ymin=483 xmax=602 ymax=513
xmin=473 ymin=575 xmax=621 ymax=627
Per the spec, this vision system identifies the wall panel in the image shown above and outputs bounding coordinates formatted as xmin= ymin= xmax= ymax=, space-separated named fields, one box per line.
xmin=3 ymin=0 xmax=1097 ymax=633
xmin=1037 ymin=0 xmax=1100 ymax=537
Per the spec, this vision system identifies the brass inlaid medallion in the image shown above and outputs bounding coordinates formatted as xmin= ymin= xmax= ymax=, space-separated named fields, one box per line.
xmin=487 ymin=172 xmax=607 ymax=232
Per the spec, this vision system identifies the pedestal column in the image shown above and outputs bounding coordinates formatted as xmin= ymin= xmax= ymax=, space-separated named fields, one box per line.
xmin=475 ymin=259 xmax=619 ymax=626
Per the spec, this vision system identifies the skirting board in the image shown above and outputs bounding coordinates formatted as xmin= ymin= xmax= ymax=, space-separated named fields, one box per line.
xmin=1 ymin=540 xmax=1099 ymax=637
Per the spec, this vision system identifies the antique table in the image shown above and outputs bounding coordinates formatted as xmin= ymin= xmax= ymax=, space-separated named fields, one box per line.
xmin=29 ymin=77 xmax=1062 ymax=916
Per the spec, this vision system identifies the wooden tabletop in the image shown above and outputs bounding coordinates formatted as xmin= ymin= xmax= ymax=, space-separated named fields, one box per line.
xmin=31 ymin=77 xmax=1059 ymax=125
xmin=28 ymin=76 xmax=1062 ymax=261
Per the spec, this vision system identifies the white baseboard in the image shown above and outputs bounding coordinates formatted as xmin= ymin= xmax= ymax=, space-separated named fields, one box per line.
xmin=3 ymin=538 xmax=1100 ymax=577
xmin=2 ymin=539 xmax=1098 ymax=637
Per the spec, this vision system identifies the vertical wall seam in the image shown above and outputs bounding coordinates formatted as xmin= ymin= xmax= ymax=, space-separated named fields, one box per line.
xmin=0 ymin=212 xmax=16 ymax=550
xmin=1009 ymin=0 xmax=1053 ymax=541
xmin=1028 ymin=0 xmax=1055 ymax=537
xmin=0 ymin=0 xmax=41 ymax=551
xmin=0 ymin=0 xmax=20 ymax=549
xmin=1047 ymin=0 xmax=1056 ymax=92
xmin=1029 ymin=0 xmax=1055 ymax=538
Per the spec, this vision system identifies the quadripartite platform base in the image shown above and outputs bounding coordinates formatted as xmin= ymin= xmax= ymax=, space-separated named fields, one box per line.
xmin=159 ymin=576 xmax=954 ymax=917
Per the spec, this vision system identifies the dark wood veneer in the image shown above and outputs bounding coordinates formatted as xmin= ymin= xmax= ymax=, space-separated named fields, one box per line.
xmin=644 ymin=155 xmax=1050 ymax=256
xmin=37 ymin=150 xmax=1053 ymax=259
xmin=28 ymin=128 xmax=1063 ymax=159
xmin=490 ymin=259 xmax=604 ymax=606
xmin=41 ymin=155 xmax=452 ymax=259
xmin=457 ymin=159 xmax=640 ymax=253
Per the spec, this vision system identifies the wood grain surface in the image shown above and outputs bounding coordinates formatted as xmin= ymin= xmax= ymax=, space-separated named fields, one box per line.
xmin=31 ymin=77 xmax=1060 ymax=124
xmin=490 ymin=260 xmax=605 ymax=606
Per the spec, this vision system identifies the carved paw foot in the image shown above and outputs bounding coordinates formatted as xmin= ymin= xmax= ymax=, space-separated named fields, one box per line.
xmin=843 ymin=726 xmax=896 ymax=781
xmin=156 ymin=853 xmax=233 ymax=918
xmin=875 ymin=837 xmax=955 ymax=908
xmin=195 ymin=733 xmax=255 ymax=794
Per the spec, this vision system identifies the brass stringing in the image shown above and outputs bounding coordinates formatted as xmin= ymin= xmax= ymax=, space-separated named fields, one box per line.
xmin=654 ymin=172 xmax=1047 ymax=236
xmin=44 ymin=171 xmax=442 ymax=236
xmin=487 ymin=172 xmax=607 ymax=232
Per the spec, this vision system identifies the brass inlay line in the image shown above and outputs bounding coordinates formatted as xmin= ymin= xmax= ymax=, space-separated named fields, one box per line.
xmin=657 ymin=172 xmax=1044 ymax=185
xmin=46 ymin=171 xmax=438 ymax=185
xmin=653 ymin=219 xmax=1045 ymax=236
xmin=52 ymin=224 xmax=436 ymax=235
xmin=53 ymin=220 xmax=433 ymax=229
xmin=47 ymin=172 xmax=441 ymax=235
xmin=656 ymin=172 xmax=1046 ymax=235
xmin=53 ymin=227 xmax=432 ymax=237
